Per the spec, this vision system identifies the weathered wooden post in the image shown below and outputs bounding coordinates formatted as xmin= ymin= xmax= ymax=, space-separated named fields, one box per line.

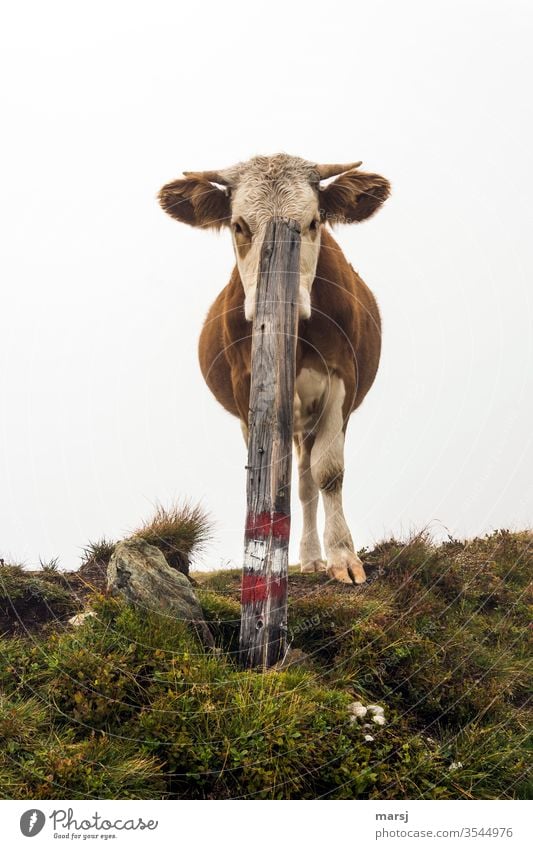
xmin=239 ymin=217 xmax=301 ymax=669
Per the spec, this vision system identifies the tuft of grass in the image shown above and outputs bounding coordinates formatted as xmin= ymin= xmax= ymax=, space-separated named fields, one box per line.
xmin=80 ymin=538 xmax=116 ymax=567
xmin=78 ymin=537 xmax=117 ymax=594
xmin=38 ymin=556 xmax=60 ymax=574
xmin=0 ymin=719 xmax=166 ymax=800
xmin=131 ymin=501 xmax=212 ymax=576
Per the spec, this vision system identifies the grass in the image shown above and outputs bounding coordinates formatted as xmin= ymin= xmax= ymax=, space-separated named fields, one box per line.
xmin=0 ymin=562 xmax=78 ymax=634
xmin=0 ymin=529 xmax=530 ymax=799
xmin=131 ymin=501 xmax=212 ymax=575
xmin=80 ymin=538 xmax=116 ymax=567
xmin=38 ymin=556 xmax=60 ymax=574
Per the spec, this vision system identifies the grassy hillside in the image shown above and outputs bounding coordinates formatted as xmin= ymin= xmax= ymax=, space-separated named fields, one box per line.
xmin=0 ymin=528 xmax=531 ymax=799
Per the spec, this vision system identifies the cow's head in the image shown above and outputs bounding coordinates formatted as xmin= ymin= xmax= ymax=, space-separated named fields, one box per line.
xmin=159 ymin=153 xmax=390 ymax=320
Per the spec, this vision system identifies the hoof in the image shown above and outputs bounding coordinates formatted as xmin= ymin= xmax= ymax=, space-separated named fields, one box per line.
xmin=327 ymin=551 xmax=367 ymax=585
xmin=301 ymin=559 xmax=327 ymax=574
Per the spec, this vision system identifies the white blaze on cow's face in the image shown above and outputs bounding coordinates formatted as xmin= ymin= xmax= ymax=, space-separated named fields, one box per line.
xmin=226 ymin=155 xmax=322 ymax=320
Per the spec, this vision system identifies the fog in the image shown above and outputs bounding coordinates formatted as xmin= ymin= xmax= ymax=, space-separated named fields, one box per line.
xmin=1 ymin=0 xmax=531 ymax=570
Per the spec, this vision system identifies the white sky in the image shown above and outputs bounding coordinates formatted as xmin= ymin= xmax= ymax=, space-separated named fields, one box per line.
xmin=0 ymin=0 xmax=531 ymax=571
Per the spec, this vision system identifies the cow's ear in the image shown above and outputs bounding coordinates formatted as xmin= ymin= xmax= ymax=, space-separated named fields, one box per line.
xmin=319 ymin=170 xmax=390 ymax=225
xmin=158 ymin=176 xmax=231 ymax=229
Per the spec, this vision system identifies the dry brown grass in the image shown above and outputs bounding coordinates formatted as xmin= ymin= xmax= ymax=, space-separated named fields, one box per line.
xmin=131 ymin=501 xmax=212 ymax=575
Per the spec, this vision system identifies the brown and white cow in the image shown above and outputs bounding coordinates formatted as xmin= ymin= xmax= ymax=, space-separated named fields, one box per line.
xmin=159 ymin=154 xmax=390 ymax=584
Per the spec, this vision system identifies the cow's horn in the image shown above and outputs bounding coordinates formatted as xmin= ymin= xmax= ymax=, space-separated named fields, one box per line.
xmin=315 ymin=161 xmax=362 ymax=180
xmin=183 ymin=170 xmax=231 ymax=186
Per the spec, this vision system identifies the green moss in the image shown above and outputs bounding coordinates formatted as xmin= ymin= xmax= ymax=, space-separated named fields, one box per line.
xmin=0 ymin=563 xmax=77 ymax=633
xmin=0 ymin=564 xmax=73 ymax=605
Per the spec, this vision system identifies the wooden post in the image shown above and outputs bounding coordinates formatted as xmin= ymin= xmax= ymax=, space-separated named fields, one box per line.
xmin=239 ymin=217 xmax=301 ymax=669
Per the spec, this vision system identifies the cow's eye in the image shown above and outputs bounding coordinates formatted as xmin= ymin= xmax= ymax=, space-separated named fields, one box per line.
xmin=233 ymin=219 xmax=251 ymax=238
xmin=309 ymin=218 xmax=319 ymax=232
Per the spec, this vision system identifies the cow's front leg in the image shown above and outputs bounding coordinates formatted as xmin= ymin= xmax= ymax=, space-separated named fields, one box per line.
xmin=310 ymin=375 xmax=366 ymax=585
xmin=295 ymin=434 xmax=326 ymax=573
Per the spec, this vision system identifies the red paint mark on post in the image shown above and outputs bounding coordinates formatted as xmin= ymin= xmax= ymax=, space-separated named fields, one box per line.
xmin=245 ymin=511 xmax=291 ymax=542
xmin=241 ymin=572 xmax=288 ymax=605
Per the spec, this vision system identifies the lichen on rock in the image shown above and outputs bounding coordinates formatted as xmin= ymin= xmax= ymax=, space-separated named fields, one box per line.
xmin=107 ymin=538 xmax=214 ymax=647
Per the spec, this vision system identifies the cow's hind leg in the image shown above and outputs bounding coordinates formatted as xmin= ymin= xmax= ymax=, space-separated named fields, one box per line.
xmin=295 ymin=433 xmax=326 ymax=573
xmin=310 ymin=375 xmax=366 ymax=585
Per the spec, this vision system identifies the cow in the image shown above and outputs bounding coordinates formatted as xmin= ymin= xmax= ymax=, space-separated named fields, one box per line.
xmin=159 ymin=154 xmax=390 ymax=585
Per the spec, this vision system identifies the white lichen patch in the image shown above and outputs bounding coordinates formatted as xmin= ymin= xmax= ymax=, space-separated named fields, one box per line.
xmin=348 ymin=699 xmax=387 ymax=732
xmin=68 ymin=611 xmax=96 ymax=627
xmin=348 ymin=701 xmax=368 ymax=718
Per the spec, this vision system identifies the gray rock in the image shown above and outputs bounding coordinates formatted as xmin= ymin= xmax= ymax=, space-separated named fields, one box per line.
xmin=107 ymin=539 xmax=214 ymax=647
xmin=273 ymin=648 xmax=311 ymax=670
